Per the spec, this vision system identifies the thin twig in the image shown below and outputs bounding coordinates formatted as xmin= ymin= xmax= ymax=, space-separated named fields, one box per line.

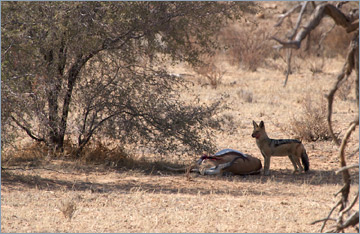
xmin=1 ymin=41 xmax=13 ymax=60
xmin=337 ymin=211 xmax=359 ymax=231
xmin=339 ymin=191 xmax=359 ymax=216
xmin=275 ymin=3 xmax=303 ymax=27
xmin=320 ymin=199 xmax=342 ymax=232
xmin=334 ymin=183 xmax=348 ymax=197
xmin=10 ymin=115 xmax=45 ymax=142
xmin=283 ymin=49 xmax=292 ymax=87
xmin=287 ymin=1 xmax=309 ymax=39
xmin=311 ymin=217 xmax=337 ymax=225
xmin=317 ymin=23 xmax=336 ymax=52
xmin=335 ymin=164 xmax=359 ymax=174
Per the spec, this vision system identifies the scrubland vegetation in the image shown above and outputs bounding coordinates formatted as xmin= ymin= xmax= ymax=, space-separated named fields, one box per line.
xmin=2 ymin=1 xmax=358 ymax=233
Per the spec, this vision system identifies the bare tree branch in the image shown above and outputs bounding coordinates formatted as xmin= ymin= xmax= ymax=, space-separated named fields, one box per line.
xmin=274 ymin=3 xmax=302 ymax=27
xmin=317 ymin=23 xmax=336 ymax=52
xmin=311 ymin=217 xmax=337 ymax=225
xmin=336 ymin=1 xmax=349 ymax=9
xmin=274 ymin=2 xmax=359 ymax=232
xmin=336 ymin=164 xmax=359 ymax=174
xmin=324 ymin=211 xmax=359 ymax=233
xmin=287 ymin=1 xmax=309 ymax=39
xmin=10 ymin=115 xmax=45 ymax=142
xmin=312 ymin=199 xmax=342 ymax=232
xmin=339 ymin=191 xmax=359 ymax=216
xmin=338 ymin=118 xmax=359 ymax=207
xmin=326 ymin=34 xmax=358 ymax=146
xmin=283 ymin=49 xmax=292 ymax=87
xmin=338 ymin=211 xmax=359 ymax=231
xmin=273 ymin=3 xmax=358 ymax=50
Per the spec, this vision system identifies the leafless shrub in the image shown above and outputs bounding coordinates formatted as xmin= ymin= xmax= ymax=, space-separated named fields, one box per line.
xmin=289 ymin=96 xmax=332 ymax=141
xmin=221 ymin=24 xmax=273 ymax=71
xmin=193 ymin=56 xmax=226 ymax=89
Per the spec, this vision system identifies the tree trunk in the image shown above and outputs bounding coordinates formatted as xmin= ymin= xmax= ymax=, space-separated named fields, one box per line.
xmin=47 ymin=53 xmax=96 ymax=154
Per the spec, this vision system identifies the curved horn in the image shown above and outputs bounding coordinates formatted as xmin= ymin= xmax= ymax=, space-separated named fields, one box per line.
xmin=162 ymin=165 xmax=187 ymax=172
xmin=163 ymin=161 xmax=199 ymax=173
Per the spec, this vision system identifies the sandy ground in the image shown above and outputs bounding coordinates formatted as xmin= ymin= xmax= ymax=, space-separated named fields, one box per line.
xmin=2 ymin=56 xmax=359 ymax=232
xmin=2 ymin=2 xmax=359 ymax=233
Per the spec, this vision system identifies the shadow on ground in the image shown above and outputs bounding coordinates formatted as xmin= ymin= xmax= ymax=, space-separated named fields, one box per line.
xmin=1 ymin=159 xmax=358 ymax=197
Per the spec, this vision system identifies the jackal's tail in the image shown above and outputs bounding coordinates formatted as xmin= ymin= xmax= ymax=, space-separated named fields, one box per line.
xmin=301 ymin=148 xmax=309 ymax=172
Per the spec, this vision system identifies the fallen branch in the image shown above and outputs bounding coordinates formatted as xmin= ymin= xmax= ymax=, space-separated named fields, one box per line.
xmin=311 ymin=217 xmax=336 ymax=225
xmin=338 ymin=211 xmax=359 ymax=231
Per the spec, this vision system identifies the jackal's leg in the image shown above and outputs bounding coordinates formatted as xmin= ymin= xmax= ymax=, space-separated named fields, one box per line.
xmin=288 ymin=155 xmax=298 ymax=173
xmin=293 ymin=154 xmax=304 ymax=172
xmin=263 ymin=155 xmax=271 ymax=176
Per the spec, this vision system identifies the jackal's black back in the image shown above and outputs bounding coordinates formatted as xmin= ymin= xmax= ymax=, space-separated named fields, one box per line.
xmin=272 ymin=139 xmax=301 ymax=147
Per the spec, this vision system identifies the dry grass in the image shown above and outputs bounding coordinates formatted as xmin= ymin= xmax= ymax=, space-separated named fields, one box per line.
xmin=1 ymin=142 xmax=48 ymax=167
xmin=237 ymin=89 xmax=254 ymax=103
xmin=80 ymin=141 xmax=128 ymax=165
xmin=289 ymin=95 xmax=332 ymax=142
xmin=221 ymin=23 xmax=274 ymax=72
xmin=58 ymin=199 xmax=77 ymax=221
xmin=2 ymin=164 xmax=359 ymax=233
xmin=193 ymin=55 xmax=226 ymax=89
xmin=2 ymin=2 xmax=359 ymax=233
xmin=2 ymin=54 xmax=358 ymax=232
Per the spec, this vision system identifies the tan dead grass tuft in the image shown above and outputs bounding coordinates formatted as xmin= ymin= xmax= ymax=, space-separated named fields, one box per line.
xmin=236 ymin=88 xmax=253 ymax=103
xmin=59 ymin=199 xmax=77 ymax=221
xmin=308 ymin=56 xmax=325 ymax=75
xmin=80 ymin=141 xmax=128 ymax=166
xmin=1 ymin=142 xmax=48 ymax=167
xmin=289 ymin=95 xmax=332 ymax=142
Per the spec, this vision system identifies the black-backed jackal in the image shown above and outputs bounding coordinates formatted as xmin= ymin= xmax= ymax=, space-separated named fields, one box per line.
xmin=252 ymin=120 xmax=309 ymax=175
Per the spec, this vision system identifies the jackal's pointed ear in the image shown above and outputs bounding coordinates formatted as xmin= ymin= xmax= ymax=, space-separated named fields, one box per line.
xmin=259 ymin=121 xmax=264 ymax=128
xmin=252 ymin=120 xmax=258 ymax=129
